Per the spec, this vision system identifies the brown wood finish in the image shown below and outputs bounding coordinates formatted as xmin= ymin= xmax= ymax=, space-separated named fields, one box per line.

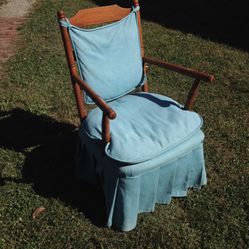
xmin=73 ymin=82 xmax=87 ymax=119
xmin=73 ymin=75 xmax=116 ymax=120
xmin=135 ymin=11 xmax=144 ymax=56
xmin=132 ymin=0 xmax=139 ymax=5
xmin=102 ymin=113 xmax=111 ymax=144
xmin=142 ymin=82 xmax=149 ymax=92
xmin=142 ymin=64 xmax=149 ymax=92
xmin=69 ymin=5 xmax=131 ymax=27
xmin=143 ymin=56 xmax=215 ymax=83
xmin=57 ymin=10 xmax=87 ymax=120
xmin=132 ymin=0 xmax=148 ymax=92
xmin=132 ymin=0 xmax=144 ymax=57
xmin=184 ymin=79 xmax=201 ymax=110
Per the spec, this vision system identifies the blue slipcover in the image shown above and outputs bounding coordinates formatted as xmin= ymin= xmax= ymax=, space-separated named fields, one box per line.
xmin=60 ymin=7 xmax=144 ymax=104
xmin=76 ymin=127 xmax=206 ymax=231
xmin=76 ymin=92 xmax=207 ymax=231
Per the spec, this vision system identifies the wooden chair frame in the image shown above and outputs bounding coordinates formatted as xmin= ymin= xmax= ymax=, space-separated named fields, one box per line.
xmin=57 ymin=0 xmax=214 ymax=144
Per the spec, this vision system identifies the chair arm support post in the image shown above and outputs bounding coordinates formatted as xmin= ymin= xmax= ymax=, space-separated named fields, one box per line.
xmin=184 ymin=79 xmax=201 ymax=110
xmin=72 ymin=75 xmax=116 ymax=120
xmin=142 ymin=63 xmax=149 ymax=92
xmin=142 ymin=64 xmax=149 ymax=92
xmin=143 ymin=56 xmax=215 ymax=83
xmin=102 ymin=113 xmax=111 ymax=143
xmin=142 ymin=82 xmax=149 ymax=92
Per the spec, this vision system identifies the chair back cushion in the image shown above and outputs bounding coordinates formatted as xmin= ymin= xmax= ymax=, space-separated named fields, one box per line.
xmin=61 ymin=8 xmax=144 ymax=104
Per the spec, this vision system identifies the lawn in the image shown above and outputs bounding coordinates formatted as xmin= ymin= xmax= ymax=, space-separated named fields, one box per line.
xmin=0 ymin=0 xmax=249 ymax=248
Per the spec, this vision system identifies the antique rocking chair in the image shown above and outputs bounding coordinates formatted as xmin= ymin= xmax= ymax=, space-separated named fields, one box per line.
xmin=57 ymin=0 xmax=214 ymax=231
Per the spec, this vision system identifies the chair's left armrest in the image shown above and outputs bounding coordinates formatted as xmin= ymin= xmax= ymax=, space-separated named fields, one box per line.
xmin=143 ymin=56 xmax=215 ymax=83
xmin=73 ymin=74 xmax=116 ymax=144
xmin=72 ymin=75 xmax=116 ymax=120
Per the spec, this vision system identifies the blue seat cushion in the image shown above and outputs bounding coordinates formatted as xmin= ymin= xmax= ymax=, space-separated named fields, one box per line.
xmin=82 ymin=92 xmax=203 ymax=163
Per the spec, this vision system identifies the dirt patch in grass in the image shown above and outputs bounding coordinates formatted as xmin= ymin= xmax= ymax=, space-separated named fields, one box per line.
xmin=0 ymin=0 xmax=7 ymax=7
xmin=0 ymin=0 xmax=36 ymax=17
xmin=0 ymin=0 xmax=37 ymax=70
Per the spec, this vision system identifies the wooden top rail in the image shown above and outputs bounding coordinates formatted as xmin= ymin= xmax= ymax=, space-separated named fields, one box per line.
xmin=69 ymin=5 xmax=131 ymax=27
xmin=73 ymin=75 xmax=116 ymax=120
xmin=143 ymin=56 xmax=215 ymax=83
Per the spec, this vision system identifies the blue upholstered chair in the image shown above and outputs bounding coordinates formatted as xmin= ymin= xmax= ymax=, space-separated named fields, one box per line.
xmin=58 ymin=0 xmax=214 ymax=231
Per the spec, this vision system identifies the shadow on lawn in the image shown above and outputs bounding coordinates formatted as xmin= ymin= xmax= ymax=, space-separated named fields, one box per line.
xmin=0 ymin=109 xmax=106 ymax=227
xmin=93 ymin=0 xmax=249 ymax=52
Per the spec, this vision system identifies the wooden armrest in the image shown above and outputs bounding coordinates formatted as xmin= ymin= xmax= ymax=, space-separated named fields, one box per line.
xmin=72 ymin=74 xmax=116 ymax=120
xmin=143 ymin=56 xmax=215 ymax=83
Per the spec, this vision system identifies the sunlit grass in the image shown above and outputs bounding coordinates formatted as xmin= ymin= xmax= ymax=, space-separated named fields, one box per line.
xmin=0 ymin=0 xmax=249 ymax=248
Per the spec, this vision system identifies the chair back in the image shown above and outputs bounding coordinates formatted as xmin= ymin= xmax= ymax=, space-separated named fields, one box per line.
xmin=58 ymin=2 xmax=145 ymax=106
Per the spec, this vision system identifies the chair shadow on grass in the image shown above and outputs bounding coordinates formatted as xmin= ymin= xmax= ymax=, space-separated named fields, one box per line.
xmin=0 ymin=108 xmax=106 ymax=227
xmin=93 ymin=0 xmax=249 ymax=52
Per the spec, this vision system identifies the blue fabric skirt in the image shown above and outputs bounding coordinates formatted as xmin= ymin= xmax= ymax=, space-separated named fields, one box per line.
xmin=75 ymin=129 xmax=207 ymax=231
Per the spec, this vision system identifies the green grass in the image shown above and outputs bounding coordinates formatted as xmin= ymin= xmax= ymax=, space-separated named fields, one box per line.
xmin=0 ymin=0 xmax=249 ymax=248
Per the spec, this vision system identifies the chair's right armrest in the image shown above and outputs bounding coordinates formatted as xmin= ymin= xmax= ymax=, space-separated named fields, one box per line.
xmin=72 ymin=75 xmax=116 ymax=120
